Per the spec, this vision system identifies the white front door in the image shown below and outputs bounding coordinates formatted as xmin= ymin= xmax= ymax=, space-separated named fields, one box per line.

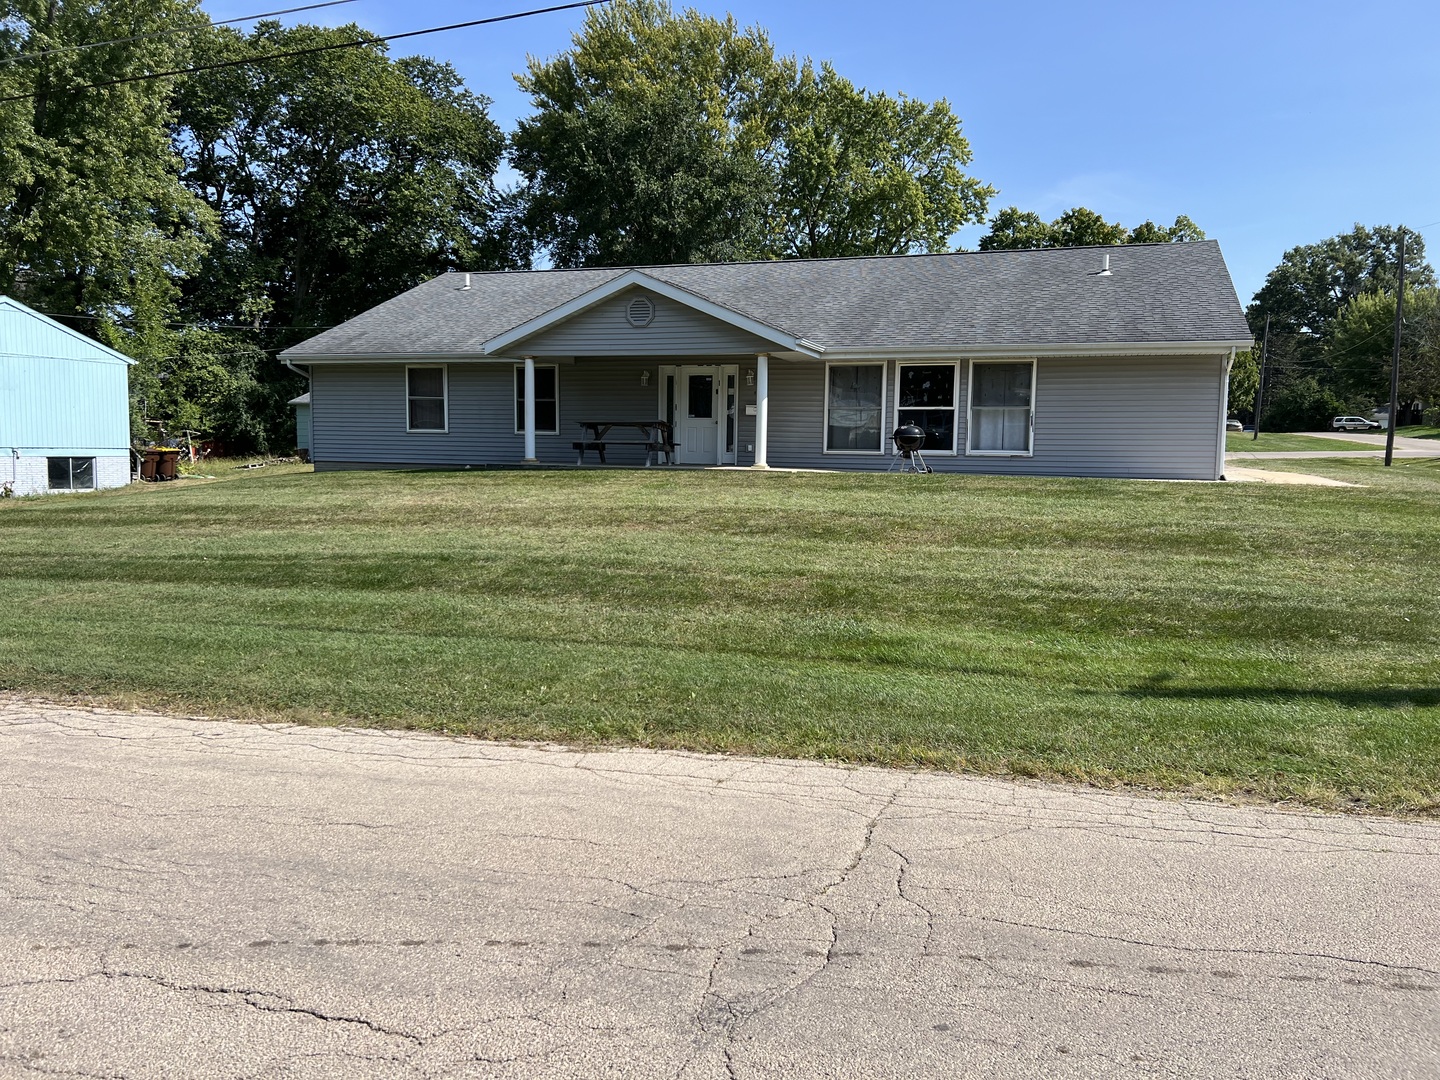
xmin=676 ymin=366 xmax=721 ymax=464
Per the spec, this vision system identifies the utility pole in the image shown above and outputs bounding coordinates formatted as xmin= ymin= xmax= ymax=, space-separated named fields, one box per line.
xmin=1385 ymin=231 xmax=1406 ymax=467
xmin=1252 ymin=315 xmax=1270 ymax=440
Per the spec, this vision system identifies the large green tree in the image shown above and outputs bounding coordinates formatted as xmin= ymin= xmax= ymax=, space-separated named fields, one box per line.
xmin=175 ymin=21 xmax=516 ymax=331
xmin=978 ymin=206 xmax=1204 ymax=250
xmin=1246 ymin=225 xmax=1434 ymax=365
xmin=511 ymin=0 xmax=992 ymax=266
xmin=1246 ymin=225 xmax=1435 ymax=424
xmin=1327 ymin=287 xmax=1440 ymax=425
xmin=0 ymin=0 xmax=213 ymax=320
xmin=161 ymin=20 xmax=517 ymax=450
xmin=767 ymin=59 xmax=992 ymax=258
xmin=511 ymin=0 xmax=776 ymax=266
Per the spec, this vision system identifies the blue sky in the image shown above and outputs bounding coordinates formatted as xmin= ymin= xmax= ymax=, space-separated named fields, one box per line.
xmin=204 ymin=0 xmax=1440 ymax=304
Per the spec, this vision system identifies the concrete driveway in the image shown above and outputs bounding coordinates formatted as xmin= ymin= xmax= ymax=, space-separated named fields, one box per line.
xmin=3 ymin=700 xmax=1438 ymax=1079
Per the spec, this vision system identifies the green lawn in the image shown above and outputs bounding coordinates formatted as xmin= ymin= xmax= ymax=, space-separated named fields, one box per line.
xmin=1227 ymin=431 xmax=1376 ymax=453
xmin=1396 ymin=425 xmax=1440 ymax=440
xmin=3 ymin=462 xmax=1438 ymax=813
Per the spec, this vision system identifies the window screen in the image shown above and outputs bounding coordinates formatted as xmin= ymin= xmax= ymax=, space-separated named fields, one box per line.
xmin=407 ymin=367 xmax=447 ymax=431
xmin=969 ymin=362 xmax=1033 ymax=453
xmin=826 ymin=364 xmax=884 ymax=452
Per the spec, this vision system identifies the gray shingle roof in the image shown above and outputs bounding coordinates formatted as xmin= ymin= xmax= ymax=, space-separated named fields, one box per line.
xmin=281 ymin=241 xmax=1252 ymax=359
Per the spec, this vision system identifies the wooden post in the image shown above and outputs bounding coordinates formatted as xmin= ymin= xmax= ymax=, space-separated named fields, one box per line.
xmin=1385 ymin=232 xmax=1405 ymax=467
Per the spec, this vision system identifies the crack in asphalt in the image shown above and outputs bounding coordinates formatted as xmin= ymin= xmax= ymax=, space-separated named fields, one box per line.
xmin=5 ymin=698 xmax=1440 ymax=1079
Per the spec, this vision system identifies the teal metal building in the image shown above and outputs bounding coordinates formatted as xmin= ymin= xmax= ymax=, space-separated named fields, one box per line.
xmin=1 ymin=296 xmax=135 ymax=495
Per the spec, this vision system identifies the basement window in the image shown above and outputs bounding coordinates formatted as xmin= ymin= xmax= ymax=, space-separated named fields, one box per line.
xmin=47 ymin=457 xmax=95 ymax=491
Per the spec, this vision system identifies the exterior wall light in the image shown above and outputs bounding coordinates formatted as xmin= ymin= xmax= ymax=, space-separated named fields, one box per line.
xmin=746 ymin=368 xmax=755 ymax=387
xmin=640 ymin=370 xmax=651 ymax=387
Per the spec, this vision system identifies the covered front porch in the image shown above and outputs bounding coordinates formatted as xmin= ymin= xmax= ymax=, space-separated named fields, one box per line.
xmin=511 ymin=354 xmax=776 ymax=469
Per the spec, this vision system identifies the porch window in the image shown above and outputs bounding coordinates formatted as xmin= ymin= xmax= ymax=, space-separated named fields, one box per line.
xmin=47 ymin=457 xmax=95 ymax=491
xmin=406 ymin=365 xmax=448 ymax=432
xmin=825 ymin=363 xmax=885 ymax=453
xmin=968 ymin=361 xmax=1034 ymax=454
xmin=515 ymin=364 xmax=559 ymax=434
xmin=896 ymin=364 xmax=958 ymax=453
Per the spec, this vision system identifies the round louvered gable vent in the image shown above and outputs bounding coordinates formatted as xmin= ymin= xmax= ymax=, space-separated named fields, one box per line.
xmin=626 ymin=294 xmax=655 ymax=328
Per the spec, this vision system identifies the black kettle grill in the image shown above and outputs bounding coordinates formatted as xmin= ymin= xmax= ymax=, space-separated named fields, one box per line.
xmin=890 ymin=423 xmax=932 ymax=474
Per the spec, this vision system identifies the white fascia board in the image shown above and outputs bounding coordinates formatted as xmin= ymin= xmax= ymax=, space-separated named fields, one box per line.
xmin=819 ymin=339 xmax=1253 ymax=360
xmin=479 ymin=269 xmax=821 ymax=357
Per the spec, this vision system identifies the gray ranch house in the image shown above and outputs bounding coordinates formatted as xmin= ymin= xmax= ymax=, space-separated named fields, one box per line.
xmin=279 ymin=242 xmax=1253 ymax=480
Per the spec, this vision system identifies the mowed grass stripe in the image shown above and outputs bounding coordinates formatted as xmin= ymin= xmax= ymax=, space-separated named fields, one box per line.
xmin=2 ymin=461 xmax=1437 ymax=812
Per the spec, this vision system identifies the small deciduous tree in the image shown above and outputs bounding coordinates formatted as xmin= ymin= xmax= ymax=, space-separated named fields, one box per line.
xmin=1328 ymin=287 xmax=1440 ymax=426
xmin=978 ymin=207 xmax=1203 ymax=250
xmin=1227 ymin=348 xmax=1260 ymax=423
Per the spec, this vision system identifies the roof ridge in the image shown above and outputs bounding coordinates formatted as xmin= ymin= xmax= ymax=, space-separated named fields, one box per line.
xmin=449 ymin=240 xmax=1221 ymax=277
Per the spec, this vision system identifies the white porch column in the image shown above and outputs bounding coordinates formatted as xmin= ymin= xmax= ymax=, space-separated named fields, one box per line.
xmin=752 ymin=353 xmax=770 ymax=469
xmin=522 ymin=355 xmax=537 ymax=463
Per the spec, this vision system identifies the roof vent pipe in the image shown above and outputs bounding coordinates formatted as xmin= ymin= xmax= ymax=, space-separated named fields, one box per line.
xmin=462 ymin=273 xmax=472 ymax=290
xmin=1097 ymin=253 xmax=1112 ymax=276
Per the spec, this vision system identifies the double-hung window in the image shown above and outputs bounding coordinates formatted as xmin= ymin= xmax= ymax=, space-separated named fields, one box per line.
xmin=406 ymin=366 xmax=448 ymax=432
xmin=967 ymin=361 xmax=1035 ymax=454
xmin=825 ymin=363 xmax=886 ymax=453
xmin=895 ymin=364 xmax=959 ymax=453
xmin=515 ymin=364 xmax=559 ymax=434
xmin=47 ymin=457 xmax=95 ymax=491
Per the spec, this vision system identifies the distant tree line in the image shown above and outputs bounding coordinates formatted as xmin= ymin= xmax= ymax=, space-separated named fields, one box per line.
xmin=3 ymin=1 xmax=1431 ymax=447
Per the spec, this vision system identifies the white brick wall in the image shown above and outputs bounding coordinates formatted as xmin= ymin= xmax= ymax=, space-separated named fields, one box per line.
xmin=94 ymin=455 xmax=132 ymax=490
xmin=6 ymin=454 xmax=131 ymax=497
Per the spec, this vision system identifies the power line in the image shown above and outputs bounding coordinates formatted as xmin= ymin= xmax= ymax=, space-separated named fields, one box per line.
xmin=0 ymin=0 xmax=609 ymax=104
xmin=0 ymin=1 xmax=360 ymax=67
xmin=39 ymin=310 xmax=334 ymax=331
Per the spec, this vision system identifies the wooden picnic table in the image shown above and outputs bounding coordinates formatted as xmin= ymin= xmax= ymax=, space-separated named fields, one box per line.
xmin=574 ymin=420 xmax=675 ymax=466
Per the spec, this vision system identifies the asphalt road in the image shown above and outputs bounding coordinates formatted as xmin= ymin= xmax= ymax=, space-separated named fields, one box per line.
xmin=3 ymin=700 xmax=1438 ymax=1079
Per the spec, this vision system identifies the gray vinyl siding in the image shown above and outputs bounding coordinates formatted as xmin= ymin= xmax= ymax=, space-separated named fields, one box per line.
xmin=765 ymin=355 xmax=1225 ymax=479
xmin=311 ymin=355 xmax=1225 ymax=479
xmin=313 ymin=359 xmax=707 ymax=469
xmin=512 ymin=290 xmax=776 ymax=357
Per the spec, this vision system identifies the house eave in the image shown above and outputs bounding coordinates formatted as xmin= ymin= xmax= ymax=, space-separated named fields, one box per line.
xmin=818 ymin=339 xmax=1254 ymax=359
xmin=281 ymin=339 xmax=1254 ymax=364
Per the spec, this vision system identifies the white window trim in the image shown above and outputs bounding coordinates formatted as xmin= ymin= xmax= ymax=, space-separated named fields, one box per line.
xmin=966 ymin=359 xmax=1036 ymax=457
xmin=823 ymin=360 xmax=888 ymax=455
xmin=405 ymin=364 xmax=449 ymax=434
xmin=514 ymin=362 xmax=560 ymax=436
xmin=892 ymin=361 xmax=961 ymax=457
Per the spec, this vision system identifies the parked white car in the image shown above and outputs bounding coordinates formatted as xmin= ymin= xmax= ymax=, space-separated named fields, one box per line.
xmin=1332 ymin=415 xmax=1382 ymax=431
xmin=1225 ymin=419 xmax=1244 ymax=431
